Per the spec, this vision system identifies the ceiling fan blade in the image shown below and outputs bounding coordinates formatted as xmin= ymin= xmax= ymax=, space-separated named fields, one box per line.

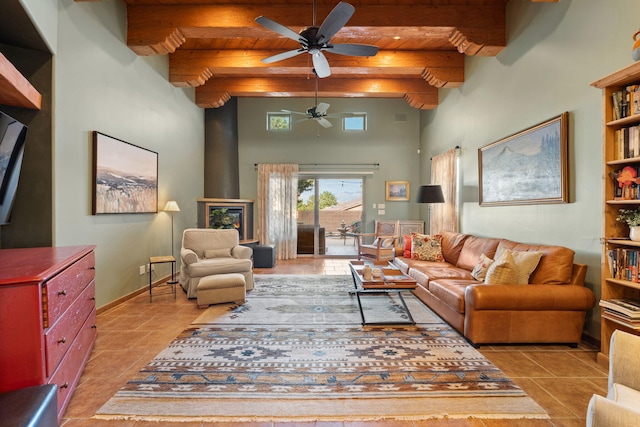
xmin=312 ymin=51 xmax=331 ymax=78
xmin=262 ymin=49 xmax=305 ymax=64
xmin=317 ymin=2 xmax=355 ymax=44
xmin=316 ymin=102 xmax=330 ymax=115
xmin=281 ymin=109 xmax=308 ymax=116
xmin=255 ymin=16 xmax=305 ymax=43
xmin=317 ymin=117 xmax=333 ymax=128
xmin=329 ymin=43 xmax=379 ymax=57
xmin=325 ymin=112 xmax=355 ymax=118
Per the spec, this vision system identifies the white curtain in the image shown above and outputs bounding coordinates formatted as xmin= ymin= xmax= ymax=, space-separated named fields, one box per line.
xmin=257 ymin=164 xmax=299 ymax=260
xmin=430 ymin=148 xmax=459 ymax=234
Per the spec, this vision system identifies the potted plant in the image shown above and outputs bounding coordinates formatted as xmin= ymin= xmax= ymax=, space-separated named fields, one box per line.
xmin=617 ymin=207 xmax=640 ymax=241
xmin=209 ymin=208 xmax=236 ymax=230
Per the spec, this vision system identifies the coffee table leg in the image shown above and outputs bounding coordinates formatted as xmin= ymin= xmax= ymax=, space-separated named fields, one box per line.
xmin=397 ymin=292 xmax=415 ymax=325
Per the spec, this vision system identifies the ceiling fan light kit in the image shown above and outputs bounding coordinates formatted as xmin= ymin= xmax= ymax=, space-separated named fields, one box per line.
xmin=255 ymin=1 xmax=379 ymax=79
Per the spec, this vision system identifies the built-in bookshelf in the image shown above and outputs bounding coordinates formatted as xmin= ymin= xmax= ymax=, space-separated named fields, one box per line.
xmin=592 ymin=61 xmax=640 ymax=367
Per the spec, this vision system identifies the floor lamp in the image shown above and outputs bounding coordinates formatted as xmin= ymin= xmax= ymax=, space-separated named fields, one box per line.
xmin=164 ymin=200 xmax=180 ymax=284
xmin=417 ymin=185 xmax=444 ymax=234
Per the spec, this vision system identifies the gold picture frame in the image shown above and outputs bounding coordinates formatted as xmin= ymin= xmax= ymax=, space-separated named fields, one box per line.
xmin=478 ymin=112 xmax=569 ymax=206
xmin=385 ymin=181 xmax=410 ymax=201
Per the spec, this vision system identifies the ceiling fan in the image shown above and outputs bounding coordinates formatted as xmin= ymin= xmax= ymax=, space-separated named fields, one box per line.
xmin=255 ymin=1 xmax=378 ymax=78
xmin=282 ymin=75 xmax=354 ymax=128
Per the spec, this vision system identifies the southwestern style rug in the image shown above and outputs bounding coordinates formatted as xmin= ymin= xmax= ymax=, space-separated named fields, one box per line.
xmin=95 ymin=275 xmax=548 ymax=422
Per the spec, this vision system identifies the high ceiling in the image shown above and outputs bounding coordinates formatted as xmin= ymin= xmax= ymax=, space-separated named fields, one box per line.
xmin=121 ymin=0 xmax=557 ymax=109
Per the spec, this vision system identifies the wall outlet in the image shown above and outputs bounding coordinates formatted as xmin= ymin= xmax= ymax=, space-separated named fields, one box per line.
xmin=139 ymin=265 xmax=145 ymax=275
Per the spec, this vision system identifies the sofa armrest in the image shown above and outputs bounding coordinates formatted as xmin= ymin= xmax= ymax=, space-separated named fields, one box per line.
xmin=232 ymin=245 xmax=253 ymax=260
xmin=465 ymin=283 xmax=596 ymax=311
xmin=181 ymin=248 xmax=199 ymax=266
xmin=587 ymin=394 xmax=640 ymax=427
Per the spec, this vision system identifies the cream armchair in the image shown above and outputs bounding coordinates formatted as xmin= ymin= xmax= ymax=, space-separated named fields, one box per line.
xmin=179 ymin=228 xmax=254 ymax=298
xmin=586 ymin=330 xmax=640 ymax=426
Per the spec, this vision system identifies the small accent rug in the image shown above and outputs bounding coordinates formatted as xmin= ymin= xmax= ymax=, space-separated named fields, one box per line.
xmin=95 ymin=275 xmax=548 ymax=422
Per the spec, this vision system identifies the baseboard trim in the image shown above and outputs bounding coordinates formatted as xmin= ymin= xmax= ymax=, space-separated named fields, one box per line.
xmin=96 ymin=274 xmax=174 ymax=315
xmin=582 ymin=332 xmax=600 ymax=350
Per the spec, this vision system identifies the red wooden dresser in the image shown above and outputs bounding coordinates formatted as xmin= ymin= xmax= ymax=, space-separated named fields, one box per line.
xmin=0 ymin=245 xmax=97 ymax=419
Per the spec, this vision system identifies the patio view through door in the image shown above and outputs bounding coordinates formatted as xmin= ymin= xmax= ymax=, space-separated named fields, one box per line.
xmin=297 ymin=177 xmax=363 ymax=257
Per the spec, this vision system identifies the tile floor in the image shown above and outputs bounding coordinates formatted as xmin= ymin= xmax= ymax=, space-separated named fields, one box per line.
xmin=60 ymin=258 xmax=608 ymax=427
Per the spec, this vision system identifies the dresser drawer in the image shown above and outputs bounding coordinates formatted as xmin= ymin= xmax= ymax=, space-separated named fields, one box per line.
xmin=45 ymin=280 xmax=95 ymax=375
xmin=48 ymin=307 xmax=97 ymax=417
xmin=45 ymin=252 xmax=95 ymax=326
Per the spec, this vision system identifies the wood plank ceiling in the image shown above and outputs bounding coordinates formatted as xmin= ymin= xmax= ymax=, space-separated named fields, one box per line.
xmin=119 ymin=0 xmax=557 ymax=109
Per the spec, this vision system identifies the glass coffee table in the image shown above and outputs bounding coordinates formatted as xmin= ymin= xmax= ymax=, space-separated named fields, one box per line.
xmin=349 ymin=260 xmax=418 ymax=325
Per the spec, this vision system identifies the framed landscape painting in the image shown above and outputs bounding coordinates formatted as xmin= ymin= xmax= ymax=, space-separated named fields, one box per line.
xmin=92 ymin=131 xmax=158 ymax=214
xmin=386 ymin=181 xmax=410 ymax=201
xmin=479 ymin=112 xmax=569 ymax=206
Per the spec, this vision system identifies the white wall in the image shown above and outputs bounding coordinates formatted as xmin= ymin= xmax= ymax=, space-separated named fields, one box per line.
xmin=237 ymin=97 xmax=422 ymax=233
xmin=51 ymin=0 xmax=204 ymax=307
xmin=420 ymin=0 xmax=640 ymax=339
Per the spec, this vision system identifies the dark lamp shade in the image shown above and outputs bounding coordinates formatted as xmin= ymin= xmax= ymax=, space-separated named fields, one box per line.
xmin=417 ymin=185 xmax=445 ymax=204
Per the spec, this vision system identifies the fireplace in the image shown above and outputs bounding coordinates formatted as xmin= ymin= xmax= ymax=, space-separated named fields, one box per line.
xmin=197 ymin=198 xmax=254 ymax=241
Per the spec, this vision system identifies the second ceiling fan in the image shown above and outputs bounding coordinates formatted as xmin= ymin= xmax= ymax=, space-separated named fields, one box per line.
xmin=255 ymin=1 xmax=378 ymax=78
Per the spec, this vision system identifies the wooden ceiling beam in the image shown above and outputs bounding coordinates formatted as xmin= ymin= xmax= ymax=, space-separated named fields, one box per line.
xmin=126 ymin=4 xmax=506 ymax=56
xmin=195 ymin=77 xmax=437 ymax=109
xmin=169 ymin=50 xmax=464 ymax=88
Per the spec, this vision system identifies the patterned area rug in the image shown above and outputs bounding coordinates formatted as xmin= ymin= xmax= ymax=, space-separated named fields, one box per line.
xmin=95 ymin=275 xmax=548 ymax=422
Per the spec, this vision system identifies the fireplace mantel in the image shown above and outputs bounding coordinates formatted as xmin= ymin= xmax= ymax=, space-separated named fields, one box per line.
xmin=196 ymin=198 xmax=254 ymax=241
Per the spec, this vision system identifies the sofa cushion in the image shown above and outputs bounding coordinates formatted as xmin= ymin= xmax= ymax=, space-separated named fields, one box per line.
xmin=456 ymin=236 xmax=502 ymax=271
xmin=440 ymin=230 xmax=469 ymax=266
xmin=497 ymin=240 xmax=575 ymax=284
xmin=411 ymin=233 xmax=444 ymax=262
xmin=429 ymin=280 xmax=478 ymax=313
xmin=484 ymin=249 xmax=518 ymax=284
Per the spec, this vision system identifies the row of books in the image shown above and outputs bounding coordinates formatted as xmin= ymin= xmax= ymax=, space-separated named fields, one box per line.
xmin=600 ymin=299 xmax=640 ymax=330
xmin=613 ymin=125 xmax=640 ymax=160
xmin=606 ymin=248 xmax=640 ymax=281
xmin=612 ymin=85 xmax=640 ymax=120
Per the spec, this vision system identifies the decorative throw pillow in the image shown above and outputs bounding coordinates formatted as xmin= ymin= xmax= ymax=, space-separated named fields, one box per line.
xmin=204 ymin=248 xmax=232 ymax=258
xmin=484 ymin=249 xmax=518 ymax=284
xmin=471 ymin=253 xmax=494 ymax=281
xmin=403 ymin=235 xmax=412 ymax=258
xmin=381 ymin=237 xmax=395 ymax=248
xmin=508 ymin=250 xmax=544 ymax=284
xmin=411 ymin=233 xmax=444 ymax=262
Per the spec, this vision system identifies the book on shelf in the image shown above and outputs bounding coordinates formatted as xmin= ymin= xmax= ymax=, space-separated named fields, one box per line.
xmin=601 ymin=310 xmax=640 ymax=331
xmin=611 ymin=85 xmax=640 ymax=120
xmin=599 ymin=298 xmax=640 ymax=319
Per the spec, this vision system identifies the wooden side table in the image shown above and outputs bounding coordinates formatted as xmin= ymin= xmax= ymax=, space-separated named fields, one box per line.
xmin=149 ymin=255 xmax=177 ymax=302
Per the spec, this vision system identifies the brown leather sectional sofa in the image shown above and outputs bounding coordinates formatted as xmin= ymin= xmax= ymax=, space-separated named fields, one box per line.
xmin=393 ymin=230 xmax=596 ymax=346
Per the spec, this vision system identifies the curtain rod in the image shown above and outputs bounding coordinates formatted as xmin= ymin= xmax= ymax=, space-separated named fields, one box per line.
xmin=254 ymin=163 xmax=379 ymax=167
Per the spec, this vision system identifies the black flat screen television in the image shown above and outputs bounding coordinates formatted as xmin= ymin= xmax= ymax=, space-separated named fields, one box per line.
xmin=0 ymin=111 xmax=28 ymax=225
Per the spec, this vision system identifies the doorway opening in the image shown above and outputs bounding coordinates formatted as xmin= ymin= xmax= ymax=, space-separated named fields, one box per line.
xmin=297 ymin=177 xmax=363 ymax=257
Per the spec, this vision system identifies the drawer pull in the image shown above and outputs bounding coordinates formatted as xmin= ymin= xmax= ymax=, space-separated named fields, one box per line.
xmin=60 ymin=382 xmax=69 ymax=389
xmin=58 ymin=337 xmax=66 ymax=344
xmin=58 ymin=290 xmax=67 ymax=296
xmin=91 ymin=325 xmax=97 ymax=329
xmin=89 ymin=266 xmax=96 ymax=270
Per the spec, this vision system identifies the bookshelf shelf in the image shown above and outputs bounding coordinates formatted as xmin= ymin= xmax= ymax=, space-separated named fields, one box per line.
xmin=592 ymin=62 xmax=640 ymax=367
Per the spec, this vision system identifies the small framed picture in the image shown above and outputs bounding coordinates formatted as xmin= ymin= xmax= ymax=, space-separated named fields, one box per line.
xmin=385 ymin=181 xmax=410 ymax=201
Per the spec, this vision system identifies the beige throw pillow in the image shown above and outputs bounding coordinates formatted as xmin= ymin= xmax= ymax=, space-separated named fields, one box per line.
xmin=471 ymin=253 xmax=494 ymax=281
xmin=484 ymin=249 xmax=518 ymax=284
xmin=494 ymin=247 xmax=544 ymax=284
xmin=204 ymin=248 xmax=232 ymax=258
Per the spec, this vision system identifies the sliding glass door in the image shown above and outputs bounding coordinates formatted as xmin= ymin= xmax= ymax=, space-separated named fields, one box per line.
xmin=297 ymin=177 xmax=363 ymax=257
